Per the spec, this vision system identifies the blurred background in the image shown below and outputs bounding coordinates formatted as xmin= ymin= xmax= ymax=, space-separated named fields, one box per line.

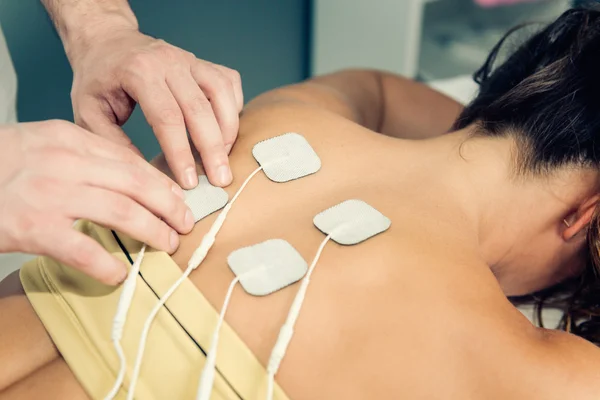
xmin=0 ymin=0 xmax=579 ymax=159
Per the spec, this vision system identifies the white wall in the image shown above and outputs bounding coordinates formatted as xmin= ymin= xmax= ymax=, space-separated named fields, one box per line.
xmin=312 ymin=0 xmax=434 ymax=77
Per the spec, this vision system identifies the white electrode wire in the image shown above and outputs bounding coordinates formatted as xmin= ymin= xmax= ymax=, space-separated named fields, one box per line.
xmin=265 ymin=234 xmax=332 ymax=400
xmin=196 ymin=265 xmax=267 ymax=400
xmin=127 ymin=166 xmax=264 ymax=400
xmin=266 ymin=371 xmax=275 ymax=400
xmin=104 ymin=243 xmax=147 ymax=400
xmin=106 ymin=340 xmax=127 ymax=400
xmin=195 ymin=275 xmax=238 ymax=400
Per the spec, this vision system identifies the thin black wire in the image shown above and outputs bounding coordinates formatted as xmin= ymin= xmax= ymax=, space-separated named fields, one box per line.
xmin=111 ymin=230 xmax=133 ymax=265
xmin=108 ymin=229 xmax=242 ymax=398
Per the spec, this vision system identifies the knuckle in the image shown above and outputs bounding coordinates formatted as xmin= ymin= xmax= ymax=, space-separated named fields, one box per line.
xmin=224 ymin=67 xmax=241 ymax=83
xmin=13 ymin=210 xmax=38 ymax=238
xmin=165 ymin=191 xmax=183 ymax=218
xmin=161 ymin=225 xmax=174 ymax=247
xmin=128 ymin=51 xmax=152 ymax=70
xmin=27 ymin=174 xmax=63 ymax=198
xmin=126 ymin=167 xmax=148 ymax=193
xmin=55 ymin=149 xmax=81 ymax=169
xmin=155 ymin=41 xmax=180 ymax=61
xmin=135 ymin=213 xmax=164 ymax=243
xmin=223 ymin=131 xmax=237 ymax=146
xmin=184 ymin=96 xmax=211 ymax=116
xmin=111 ymin=196 xmax=135 ymax=222
xmin=223 ymin=134 xmax=237 ymax=147
xmin=222 ymin=114 xmax=239 ymax=134
xmin=71 ymin=242 xmax=95 ymax=268
xmin=206 ymin=72 xmax=230 ymax=95
xmin=155 ymin=107 xmax=184 ymax=127
xmin=183 ymin=50 xmax=197 ymax=62
xmin=153 ymin=221 xmax=172 ymax=247
xmin=27 ymin=174 xmax=48 ymax=195
xmin=122 ymin=53 xmax=155 ymax=82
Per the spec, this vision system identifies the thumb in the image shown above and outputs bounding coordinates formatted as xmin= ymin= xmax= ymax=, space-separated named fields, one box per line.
xmin=74 ymin=98 xmax=143 ymax=157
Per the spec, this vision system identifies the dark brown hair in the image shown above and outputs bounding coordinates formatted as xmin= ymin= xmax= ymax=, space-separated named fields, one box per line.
xmin=453 ymin=5 xmax=600 ymax=344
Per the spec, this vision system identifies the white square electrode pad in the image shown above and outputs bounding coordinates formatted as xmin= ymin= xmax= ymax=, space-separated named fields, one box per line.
xmin=252 ymin=132 xmax=321 ymax=182
xmin=228 ymin=239 xmax=308 ymax=296
xmin=183 ymin=175 xmax=229 ymax=223
xmin=313 ymin=199 xmax=391 ymax=245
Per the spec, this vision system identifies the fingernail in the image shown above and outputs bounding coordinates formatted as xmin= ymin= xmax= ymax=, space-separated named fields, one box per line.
xmin=172 ymin=184 xmax=185 ymax=200
xmin=114 ymin=265 xmax=128 ymax=285
xmin=185 ymin=208 xmax=194 ymax=229
xmin=184 ymin=167 xmax=198 ymax=189
xmin=225 ymin=144 xmax=233 ymax=154
xmin=217 ymin=165 xmax=232 ymax=186
xmin=170 ymin=230 xmax=179 ymax=252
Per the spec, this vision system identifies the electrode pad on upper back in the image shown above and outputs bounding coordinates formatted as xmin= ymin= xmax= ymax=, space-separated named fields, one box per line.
xmin=228 ymin=239 xmax=308 ymax=296
xmin=183 ymin=175 xmax=229 ymax=223
xmin=252 ymin=132 xmax=321 ymax=182
xmin=313 ymin=199 xmax=391 ymax=245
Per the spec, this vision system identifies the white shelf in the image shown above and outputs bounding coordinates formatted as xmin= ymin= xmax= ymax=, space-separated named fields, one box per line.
xmin=311 ymin=0 xmax=570 ymax=80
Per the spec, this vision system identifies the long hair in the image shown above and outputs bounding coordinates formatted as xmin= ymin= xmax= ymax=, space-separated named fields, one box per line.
xmin=454 ymin=5 xmax=600 ymax=344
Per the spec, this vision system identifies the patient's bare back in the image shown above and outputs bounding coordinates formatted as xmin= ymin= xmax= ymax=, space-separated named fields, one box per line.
xmin=163 ymin=103 xmax=576 ymax=399
xmin=1 ymin=101 xmax=599 ymax=399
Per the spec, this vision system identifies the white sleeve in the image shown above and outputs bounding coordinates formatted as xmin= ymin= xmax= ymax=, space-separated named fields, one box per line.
xmin=0 ymin=23 xmax=17 ymax=124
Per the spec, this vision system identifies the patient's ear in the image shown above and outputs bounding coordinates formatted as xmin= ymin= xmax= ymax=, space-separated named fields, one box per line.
xmin=563 ymin=195 xmax=600 ymax=241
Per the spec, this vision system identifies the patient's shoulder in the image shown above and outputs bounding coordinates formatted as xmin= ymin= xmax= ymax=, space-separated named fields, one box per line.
xmin=476 ymin=323 xmax=600 ymax=399
xmin=526 ymin=328 xmax=600 ymax=399
xmin=439 ymin=287 xmax=600 ymax=399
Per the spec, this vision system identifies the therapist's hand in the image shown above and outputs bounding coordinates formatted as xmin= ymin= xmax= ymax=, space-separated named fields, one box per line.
xmin=69 ymin=29 xmax=243 ymax=189
xmin=0 ymin=120 xmax=194 ymax=285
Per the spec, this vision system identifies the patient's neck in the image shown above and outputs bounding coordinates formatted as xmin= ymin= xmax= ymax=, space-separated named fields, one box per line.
xmin=403 ymin=128 xmax=595 ymax=293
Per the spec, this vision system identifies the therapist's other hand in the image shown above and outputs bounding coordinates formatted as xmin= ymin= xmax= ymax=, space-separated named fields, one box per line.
xmin=0 ymin=120 xmax=194 ymax=285
xmin=69 ymin=29 xmax=243 ymax=190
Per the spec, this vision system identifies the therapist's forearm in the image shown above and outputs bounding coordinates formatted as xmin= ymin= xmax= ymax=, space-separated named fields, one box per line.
xmin=40 ymin=0 xmax=138 ymax=63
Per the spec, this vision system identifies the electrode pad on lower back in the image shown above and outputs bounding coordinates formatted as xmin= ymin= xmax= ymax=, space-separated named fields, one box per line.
xmin=252 ymin=132 xmax=321 ymax=182
xmin=313 ymin=199 xmax=391 ymax=245
xmin=183 ymin=175 xmax=229 ymax=223
xmin=228 ymin=239 xmax=308 ymax=296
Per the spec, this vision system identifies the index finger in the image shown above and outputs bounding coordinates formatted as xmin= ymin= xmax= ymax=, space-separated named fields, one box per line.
xmin=124 ymin=78 xmax=198 ymax=190
xmin=167 ymin=70 xmax=231 ymax=187
xmin=38 ymin=228 xmax=127 ymax=286
xmin=71 ymin=123 xmax=185 ymax=198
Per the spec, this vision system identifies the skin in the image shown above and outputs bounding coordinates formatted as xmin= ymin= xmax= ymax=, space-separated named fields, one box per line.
xmin=1 ymin=71 xmax=600 ymax=399
xmin=0 ymin=120 xmax=193 ymax=285
xmin=41 ymin=0 xmax=243 ymax=189
xmin=0 ymin=0 xmax=244 ymax=282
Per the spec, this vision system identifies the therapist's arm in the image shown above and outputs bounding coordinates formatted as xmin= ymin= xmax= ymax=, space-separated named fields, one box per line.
xmin=40 ymin=0 xmax=242 ymax=189
xmin=247 ymin=69 xmax=464 ymax=139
